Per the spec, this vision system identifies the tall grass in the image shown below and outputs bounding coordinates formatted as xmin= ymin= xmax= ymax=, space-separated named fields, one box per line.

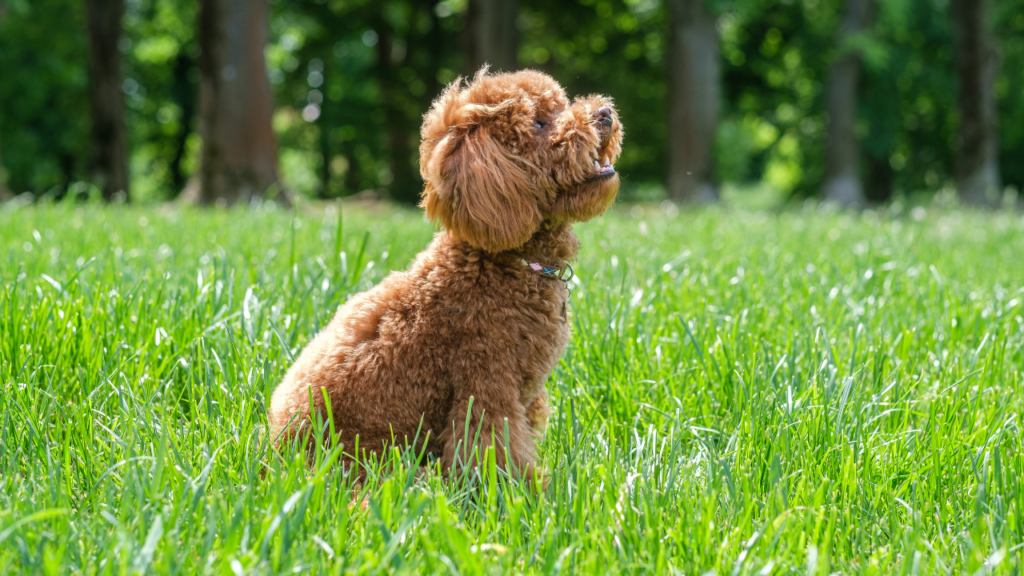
xmin=1 ymin=200 xmax=1023 ymax=574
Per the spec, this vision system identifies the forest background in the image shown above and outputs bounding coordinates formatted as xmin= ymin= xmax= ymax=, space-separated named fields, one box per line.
xmin=0 ymin=0 xmax=1020 ymax=209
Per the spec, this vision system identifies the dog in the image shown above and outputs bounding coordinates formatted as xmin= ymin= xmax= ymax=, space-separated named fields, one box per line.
xmin=267 ymin=68 xmax=622 ymax=480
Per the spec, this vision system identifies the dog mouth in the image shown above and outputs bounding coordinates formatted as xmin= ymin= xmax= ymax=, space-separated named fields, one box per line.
xmin=589 ymin=155 xmax=616 ymax=178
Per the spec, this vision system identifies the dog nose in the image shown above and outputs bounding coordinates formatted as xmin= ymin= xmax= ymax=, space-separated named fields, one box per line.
xmin=594 ymin=106 xmax=613 ymax=127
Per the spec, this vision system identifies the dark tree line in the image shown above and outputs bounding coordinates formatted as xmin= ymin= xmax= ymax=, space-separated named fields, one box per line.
xmin=951 ymin=0 xmax=1001 ymax=206
xmin=78 ymin=0 xmax=280 ymax=204
xmin=0 ymin=0 xmax=1022 ymax=207
xmin=820 ymin=0 xmax=1003 ymax=206
xmin=84 ymin=0 xmax=130 ymax=201
xmin=0 ymin=0 xmax=7 ymax=200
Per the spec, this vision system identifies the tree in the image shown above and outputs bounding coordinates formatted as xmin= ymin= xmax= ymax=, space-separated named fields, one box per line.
xmin=0 ymin=0 xmax=91 ymax=196
xmin=168 ymin=50 xmax=199 ymax=196
xmin=0 ymin=0 xmax=7 ymax=200
xmin=0 ymin=145 xmax=6 ymax=200
xmin=950 ymin=0 xmax=1001 ymax=206
xmin=197 ymin=0 xmax=281 ymax=205
xmin=84 ymin=0 xmax=130 ymax=201
xmin=822 ymin=0 xmax=872 ymax=206
xmin=376 ymin=26 xmax=420 ymax=203
xmin=119 ymin=0 xmax=199 ymax=201
xmin=0 ymin=135 xmax=6 ymax=199
xmin=668 ymin=0 xmax=720 ymax=203
xmin=994 ymin=0 xmax=1024 ymax=194
xmin=463 ymin=0 xmax=519 ymax=75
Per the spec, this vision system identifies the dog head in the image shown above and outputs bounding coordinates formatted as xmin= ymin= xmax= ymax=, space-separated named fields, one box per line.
xmin=419 ymin=68 xmax=623 ymax=252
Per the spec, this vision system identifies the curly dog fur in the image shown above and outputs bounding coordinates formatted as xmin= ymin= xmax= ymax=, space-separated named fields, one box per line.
xmin=268 ymin=68 xmax=623 ymax=479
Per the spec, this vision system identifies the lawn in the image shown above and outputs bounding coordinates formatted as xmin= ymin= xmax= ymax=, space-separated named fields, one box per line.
xmin=2 ymin=200 xmax=1024 ymax=575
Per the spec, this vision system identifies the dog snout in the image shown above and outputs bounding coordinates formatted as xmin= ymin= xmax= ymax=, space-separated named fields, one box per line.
xmin=593 ymin=106 xmax=613 ymax=128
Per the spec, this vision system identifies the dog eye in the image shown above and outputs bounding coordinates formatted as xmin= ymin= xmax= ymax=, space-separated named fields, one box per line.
xmin=534 ymin=120 xmax=545 ymax=131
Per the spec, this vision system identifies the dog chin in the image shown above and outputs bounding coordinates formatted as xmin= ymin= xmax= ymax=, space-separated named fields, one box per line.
xmin=550 ymin=171 xmax=620 ymax=222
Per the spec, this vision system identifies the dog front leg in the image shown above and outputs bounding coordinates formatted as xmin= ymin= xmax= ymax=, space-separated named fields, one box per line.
xmin=525 ymin=392 xmax=551 ymax=435
xmin=440 ymin=388 xmax=538 ymax=483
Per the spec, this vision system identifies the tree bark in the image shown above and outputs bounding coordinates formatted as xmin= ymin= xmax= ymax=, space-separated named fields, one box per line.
xmin=951 ymin=0 xmax=1001 ymax=207
xmin=822 ymin=0 xmax=872 ymax=207
xmin=865 ymin=154 xmax=892 ymax=204
xmin=0 ymin=148 xmax=7 ymax=200
xmin=0 ymin=138 xmax=7 ymax=200
xmin=197 ymin=0 xmax=281 ymax=205
xmin=377 ymin=28 xmax=419 ymax=204
xmin=319 ymin=120 xmax=332 ymax=199
xmin=169 ymin=52 xmax=197 ymax=197
xmin=84 ymin=0 xmax=130 ymax=202
xmin=667 ymin=0 xmax=720 ymax=203
xmin=342 ymin=142 xmax=361 ymax=194
xmin=318 ymin=65 xmax=332 ymax=199
xmin=463 ymin=0 xmax=519 ymax=75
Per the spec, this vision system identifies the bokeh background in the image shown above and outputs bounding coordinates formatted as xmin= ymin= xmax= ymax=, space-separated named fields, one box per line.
xmin=0 ymin=0 xmax=1020 ymax=208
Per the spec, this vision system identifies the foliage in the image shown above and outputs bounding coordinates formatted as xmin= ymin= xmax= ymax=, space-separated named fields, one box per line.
xmin=1 ymin=0 xmax=1023 ymax=200
xmin=266 ymin=0 xmax=463 ymax=202
xmin=858 ymin=0 xmax=959 ymax=198
xmin=122 ymin=0 xmax=199 ymax=200
xmin=995 ymin=0 xmax=1024 ymax=193
xmin=520 ymin=0 xmax=667 ymax=191
xmin=3 ymin=202 xmax=1024 ymax=572
xmin=717 ymin=0 xmax=835 ymax=196
xmin=0 ymin=0 xmax=90 ymax=195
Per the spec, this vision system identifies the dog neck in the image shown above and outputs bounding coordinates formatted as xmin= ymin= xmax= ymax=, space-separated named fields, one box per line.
xmin=441 ymin=222 xmax=580 ymax=272
xmin=508 ymin=221 xmax=580 ymax=267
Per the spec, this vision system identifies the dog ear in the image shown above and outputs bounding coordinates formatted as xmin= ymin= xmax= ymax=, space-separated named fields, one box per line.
xmin=420 ymin=97 xmax=543 ymax=252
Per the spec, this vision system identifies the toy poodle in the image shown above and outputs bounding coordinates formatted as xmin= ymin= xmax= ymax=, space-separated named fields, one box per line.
xmin=268 ymin=68 xmax=623 ymax=480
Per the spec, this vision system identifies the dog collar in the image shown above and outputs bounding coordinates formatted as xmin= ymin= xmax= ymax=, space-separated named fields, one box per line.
xmin=521 ymin=259 xmax=574 ymax=283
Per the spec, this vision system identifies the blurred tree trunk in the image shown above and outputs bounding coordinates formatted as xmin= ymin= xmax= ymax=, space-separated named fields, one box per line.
xmin=951 ymin=0 xmax=1001 ymax=206
xmin=0 ymin=138 xmax=7 ymax=200
xmin=168 ymin=52 xmax=197 ymax=198
xmin=426 ymin=4 xmax=445 ymax=98
xmin=0 ymin=148 xmax=7 ymax=200
xmin=822 ymin=0 xmax=872 ymax=207
xmin=377 ymin=28 xmax=419 ymax=203
xmin=84 ymin=0 xmax=130 ymax=202
xmin=0 ymin=0 xmax=7 ymax=199
xmin=463 ymin=0 xmax=519 ymax=75
xmin=197 ymin=0 xmax=281 ymax=205
xmin=343 ymin=143 xmax=361 ymax=194
xmin=319 ymin=117 xmax=331 ymax=199
xmin=865 ymin=154 xmax=893 ymax=204
xmin=318 ymin=64 xmax=332 ymax=199
xmin=667 ymin=0 xmax=719 ymax=203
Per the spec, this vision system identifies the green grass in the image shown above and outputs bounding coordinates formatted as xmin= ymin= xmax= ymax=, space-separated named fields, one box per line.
xmin=2 ymin=199 xmax=1024 ymax=575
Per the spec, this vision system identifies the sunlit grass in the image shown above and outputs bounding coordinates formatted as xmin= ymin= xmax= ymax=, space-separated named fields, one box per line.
xmin=2 ymin=199 xmax=1024 ymax=574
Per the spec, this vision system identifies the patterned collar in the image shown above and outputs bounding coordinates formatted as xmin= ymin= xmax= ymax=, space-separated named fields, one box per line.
xmin=521 ymin=259 xmax=574 ymax=283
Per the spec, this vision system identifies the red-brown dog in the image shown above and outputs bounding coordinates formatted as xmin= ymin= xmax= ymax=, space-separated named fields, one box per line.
xmin=268 ymin=68 xmax=623 ymax=480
